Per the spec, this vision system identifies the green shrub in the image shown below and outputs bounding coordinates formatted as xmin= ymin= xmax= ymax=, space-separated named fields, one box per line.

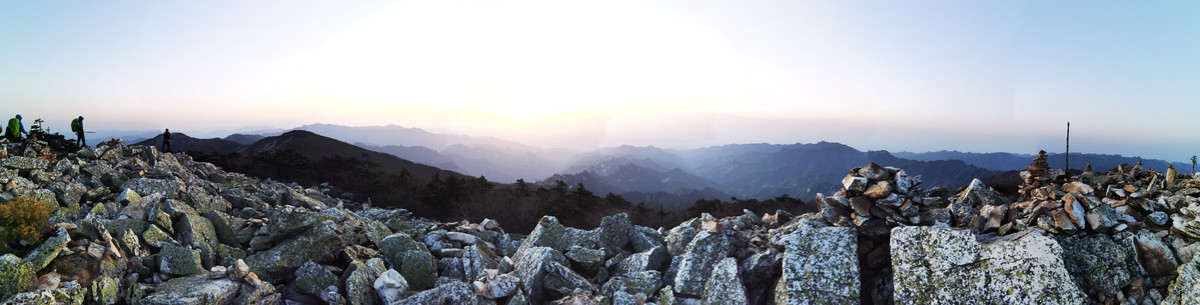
xmin=0 ymin=195 xmax=56 ymax=246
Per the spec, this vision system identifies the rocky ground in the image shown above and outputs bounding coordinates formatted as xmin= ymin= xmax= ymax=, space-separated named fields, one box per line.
xmin=0 ymin=139 xmax=1198 ymax=305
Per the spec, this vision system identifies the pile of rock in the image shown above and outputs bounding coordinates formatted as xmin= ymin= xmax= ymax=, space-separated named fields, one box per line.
xmin=817 ymin=162 xmax=933 ymax=239
xmin=1 ymin=137 xmax=1199 ymax=305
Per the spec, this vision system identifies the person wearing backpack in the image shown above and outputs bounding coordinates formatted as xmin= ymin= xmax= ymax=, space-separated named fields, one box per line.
xmin=162 ymin=128 xmax=172 ymax=153
xmin=6 ymin=115 xmax=27 ymax=142
xmin=70 ymin=116 xmax=85 ymax=147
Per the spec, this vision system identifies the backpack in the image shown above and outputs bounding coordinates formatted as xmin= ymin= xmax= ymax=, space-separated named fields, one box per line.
xmin=71 ymin=118 xmax=81 ymax=132
xmin=6 ymin=118 xmax=18 ymax=139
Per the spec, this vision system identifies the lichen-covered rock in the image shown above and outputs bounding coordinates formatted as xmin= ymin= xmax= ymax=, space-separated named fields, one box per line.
xmin=740 ymin=248 xmax=782 ymax=288
xmin=373 ymin=269 xmax=409 ymax=305
xmin=514 ymin=216 xmax=569 ymax=257
xmin=628 ymin=226 xmax=664 ymax=253
xmin=1163 ymin=251 xmax=1200 ymax=305
xmin=701 ymin=258 xmax=746 ymax=304
xmin=1058 ymin=234 xmax=1132 ymax=298
xmin=1 ymin=280 xmax=86 ymax=305
xmin=89 ymin=276 xmax=120 ymax=305
xmin=122 ymin=177 xmax=183 ymax=198
xmin=397 ymin=250 xmax=436 ymax=291
xmin=292 ymin=260 xmax=339 ymax=296
xmin=0 ymin=254 xmax=35 ymax=301
xmin=142 ymin=224 xmax=176 ymax=248
xmin=673 ymin=231 xmax=732 ymax=296
xmin=891 ymin=227 xmax=1086 ymax=304
xmin=599 ymin=213 xmax=632 ymax=251
xmin=474 ymin=272 xmax=520 ymax=299
xmin=774 ymin=225 xmax=859 ymax=305
xmin=175 ymin=213 xmax=219 ymax=264
xmin=514 ymin=246 xmax=567 ymax=305
xmin=393 ymin=281 xmax=485 ymax=305
xmin=202 ymin=211 xmax=247 ymax=247
xmin=565 ymin=246 xmax=606 ymax=273
xmin=159 ymin=243 xmax=205 ymax=276
xmin=232 ymin=279 xmax=281 ymax=305
xmin=460 ymin=244 xmax=497 ymax=282
xmin=664 ymin=221 xmax=699 ymax=256
xmin=614 ymin=246 xmax=668 ymax=275
xmin=601 ymin=270 xmax=662 ymax=299
xmin=544 ymin=261 xmax=596 ymax=296
xmin=116 ymin=188 xmax=141 ymax=204
xmin=244 ymin=220 xmax=345 ymax=283
xmin=2 ymin=156 xmax=49 ymax=171
xmin=139 ymin=274 xmax=240 ymax=305
xmin=23 ymin=227 xmax=70 ymax=272
xmin=379 ymin=233 xmax=424 ymax=264
xmin=343 ymin=258 xmax=386 ymax=305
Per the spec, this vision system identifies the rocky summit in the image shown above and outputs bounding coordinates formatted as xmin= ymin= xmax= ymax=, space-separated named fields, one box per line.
xmin=1 ymin=137 xmax=1199 ymax=305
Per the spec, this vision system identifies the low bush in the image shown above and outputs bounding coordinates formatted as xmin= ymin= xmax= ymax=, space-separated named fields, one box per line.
xmin=0 ymin=195 xmax=56 ymax=246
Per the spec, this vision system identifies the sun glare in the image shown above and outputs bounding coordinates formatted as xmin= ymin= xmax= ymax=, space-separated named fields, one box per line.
xmin=301 ymin=1 xmax=747 ymax=123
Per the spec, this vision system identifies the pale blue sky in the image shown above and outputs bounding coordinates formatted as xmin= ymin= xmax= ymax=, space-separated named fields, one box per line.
xmin=2 ymin=1 xmax=1198 ymax=161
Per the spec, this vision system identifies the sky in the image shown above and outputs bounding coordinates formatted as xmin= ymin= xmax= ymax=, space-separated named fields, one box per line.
xmin=2 ymin=1 xmax=1199 ymax=162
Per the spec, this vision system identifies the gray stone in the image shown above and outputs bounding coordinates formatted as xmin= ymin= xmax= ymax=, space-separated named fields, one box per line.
xmin=0 ymin=254 xmax=35 ymax=301
xmin=1162 ymin=251 xmax=1200 ymax=305
xmin=664 ymin=222 xmax=698 ymax=256
xmin=23 ymin=227 xmax=70 ymax=272
xmin=891 ymin=227 xmax=1086 ymax=304
xmin=159 ymin=244 xmax=205 ymax=276
xmin=513 ymin=246 xmax=567 ymax=305
xmin=842 ymin=175 xmax=868 ymax=192
xmin=461 ymin=244 xmax=497 ymax=282
xmin=1 ymin=280 xmax=86 ymax=305
xmin=122 ymin=177 xmax=183 ymax=198
xmin=244 ymin=220 xmax=345 ymax=283
xmin=701 ymin=257 xmax=746 ymax=304
xmin=343 ymin=258 xmax=386 ymax=305
xmin=629 ymin=226 xmax=664 ymax=253
xmin=474 ymin=273 xmax=519 ymax=299
xmin=673 ymin=231 xmax=732 ymax=297
xmin=614 ymin=246 xmax=668 ymax=275
xmin=139 ymin=274 xmax=240 ymax=305
xmin=1131 ymin=230 xmax=1179 ymax=276
xmin=600 ymin=213 xmax=632 ymax=251
xmin=292 ymin=260 xmax=339 ymax=296
xmin=1148 ymin=211 xmax=1169 ymax=226
xmin=544 ymin=261 xmax=596 ymax=296
xmin=116 ymin=188 xmax=141 ymax=204
xmin=953 ymin=178 xmax=1010 ymax=207
xmin=2 ymin=156 xmax=49 ymax=170
xmin=392 ymin=281 xmax=484 ymax=305
xmin=1058 ymin=234 xmax=1133 ymax=298
xmin=774 ymin=226 xmax=859 ymax=305
xmin=373 ymin=269 xmax=408 ymax=305
xmin=565 ymin=246 xmax=606 ymax=272
xmin=601 ymin=270 xmax=662 ymax=298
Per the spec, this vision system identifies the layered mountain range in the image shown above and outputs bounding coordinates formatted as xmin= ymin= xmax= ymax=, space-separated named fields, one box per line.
xmin=126 ymin=124 xmax=1188 ymax=208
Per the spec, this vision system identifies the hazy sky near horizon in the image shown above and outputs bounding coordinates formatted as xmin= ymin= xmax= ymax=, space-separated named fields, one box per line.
xmin=2 ymin=1 xmax=1199 ymax=161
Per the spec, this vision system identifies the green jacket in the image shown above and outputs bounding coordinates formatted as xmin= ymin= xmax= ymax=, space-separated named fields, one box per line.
xmin=6 ymin=118 xmax=19 ymax=139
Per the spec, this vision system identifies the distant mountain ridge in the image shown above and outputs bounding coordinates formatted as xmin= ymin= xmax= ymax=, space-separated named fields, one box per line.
xmin=895 ymin=150 xmax=1192 ymax=173
xmin=539 ymin=141 xmax=1000 ymax=202
xmin=136 ymin=130 xmax=462 ymax=181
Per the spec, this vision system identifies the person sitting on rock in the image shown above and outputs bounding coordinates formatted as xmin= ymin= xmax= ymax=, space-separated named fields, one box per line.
xmin=6 ymin=115 xmax=27 ymax=141
xmin=161 ymin=128 xmax=172 ymax=152
xmin=70 ymin=116 xmax=85 ymax=147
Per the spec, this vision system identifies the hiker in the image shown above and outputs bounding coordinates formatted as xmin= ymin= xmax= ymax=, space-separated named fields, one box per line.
xmin=6 ymin=115 xmax=27 ymax=142
xmin=70 ymin=116 xmax=85 ymax=147
xmin=162 ymin=129 xmax=172 ymax=152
